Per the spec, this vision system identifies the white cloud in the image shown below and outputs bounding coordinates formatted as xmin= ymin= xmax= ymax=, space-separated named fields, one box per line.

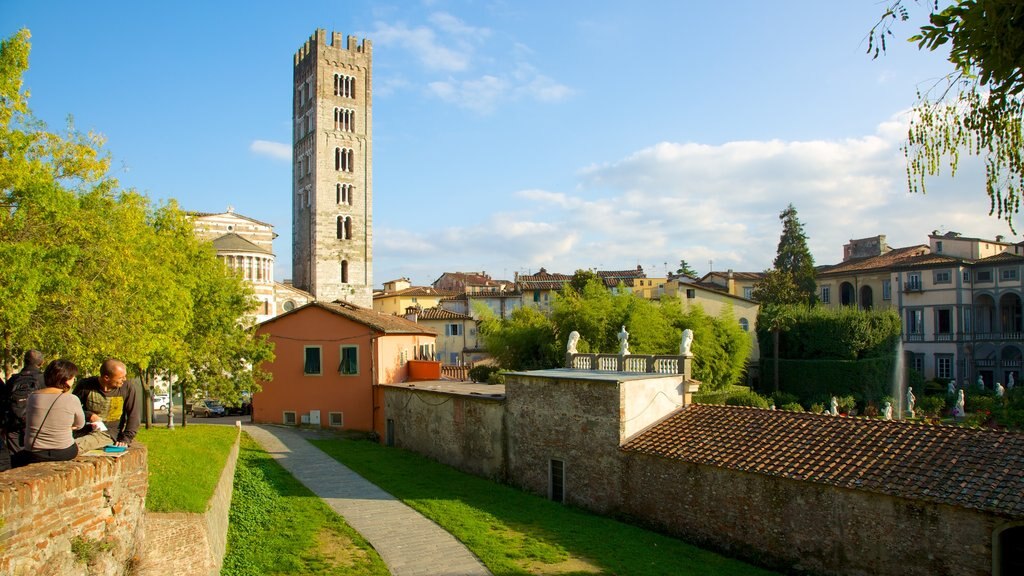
xmin=249 ymin=140 xmax=290 ymax=161
xmin=375 ymin=116 xmax=1017 ymax=286
xmin=372 ymin=21 xmax=471 ymax=72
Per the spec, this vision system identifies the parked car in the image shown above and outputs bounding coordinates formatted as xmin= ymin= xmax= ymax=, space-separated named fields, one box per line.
xmin=190 ymin=399 xmax=225 ymax=418
xmin=152 ymin=394 xmax=169 ymax=410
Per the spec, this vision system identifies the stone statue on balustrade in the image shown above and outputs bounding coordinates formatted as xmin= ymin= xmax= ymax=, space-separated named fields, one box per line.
xmin=882 ymin=402 xmax=893 ymax=420
xmin=617 ymin=325 xmax=629 ymax=356
xmin=948 ymin=380 xmax=956 ymax=397
xmin=1009 ymin=373 xmax=1016 ymax=390
xmin=996 ymin=382 xmax=1005 ymax=398
xmin=829 ymin=396 xmax=838 ymax=416
xmin=953 ymin=389 xmax=965 ymax=419
xmin=977 ymin=374 xmax=985 ymax=390
xmin=680 ymin=329 xmax=694 ymax=357
xmin=906 ymin=387 xmax=916 ymax=418
xmin=567 ymin=331 xmax=580 ymax=354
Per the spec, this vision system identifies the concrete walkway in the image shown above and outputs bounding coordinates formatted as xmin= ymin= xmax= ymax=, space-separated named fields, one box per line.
xmin=244 ymin=424 xmax=491 ymax=576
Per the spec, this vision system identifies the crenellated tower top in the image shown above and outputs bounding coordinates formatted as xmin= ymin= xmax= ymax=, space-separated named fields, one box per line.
xmin=294 ymin=29 xmax=372 ymax=65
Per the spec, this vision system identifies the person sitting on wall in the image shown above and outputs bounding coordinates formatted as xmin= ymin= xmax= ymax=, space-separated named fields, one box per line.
xmin=72 ymin=359 xmax=140 ymax=452
xmin=2 ymin=349 xmax=46 ymax=453
xmin=13 ymin=359 xmax=85 ymax=466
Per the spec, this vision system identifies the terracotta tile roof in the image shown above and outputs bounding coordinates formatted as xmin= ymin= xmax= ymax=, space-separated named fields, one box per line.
xmin=373 ymin=286 xmax=456 ymax=300
xmin=261 ymin=300 xmax=437 ymax=335
xmin=210 ymin=232 xmax=273 ymax=255
xmin=598 ymin=266 xmax=646 ymax=288
xmin=702 ymin=271 xmax=765 ymax=283
xmin=417 ymin=307 xmax=472 ymax=321
xmin=818 ymin=245 xmax=931 ymax=276
xmin=975 ymin=252 xmax=1024 ymax=265
xmin=622 ymin=404 xmax=1024 ymax=517
xmin=517 ymin=268 xmax=573 ymax=290
xmin=891 ymin=252 xmax=969 ymax=270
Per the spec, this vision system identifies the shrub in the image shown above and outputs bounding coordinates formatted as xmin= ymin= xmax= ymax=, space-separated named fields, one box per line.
xmin=469 ymin=365 xmax=500 ymax=383
xmin=725 ymin=390 xmax=770 ymax=409
xmin=770 ymin=391 xmax=800 ymax=407
xmin=780 ymin=402 xmax=804 ymax=412
xmin=995 ymin=408 xmax=1024 ymax=429
xmin=967 ymin=394 xmax=997 ymax=414
xmin=810 ymin=403 xmax=824 ymax=414
xmin=916 ymin=395 xmax=946 ymax=418
xmin=486 ymin=370 xmax=506 ymax=385
xmin=835 ymin=395 xmax=856 ymax=414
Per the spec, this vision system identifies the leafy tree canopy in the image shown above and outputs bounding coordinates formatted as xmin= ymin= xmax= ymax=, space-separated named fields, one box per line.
xmin=870 ymin=0 xmax=1024 ymax=230
xmin=676 ymin=259 xmax=697 ymax=278
xmin=0 ymin=29 xmax=273 ymax=410
xmin=479 ymin=275 xmax=751 ymax=390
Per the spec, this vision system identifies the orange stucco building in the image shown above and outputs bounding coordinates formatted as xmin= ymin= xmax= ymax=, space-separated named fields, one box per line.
xmin=254 ymin=301 xmax=437 ymax=438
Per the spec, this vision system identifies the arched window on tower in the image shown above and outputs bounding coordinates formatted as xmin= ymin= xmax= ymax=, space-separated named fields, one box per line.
xmin=337 ymin=216 xmax=344 ymax=239
xmin=336 ymin=183 xmax=341 ymax=204
xmin=347 ymin=149 xmax=354 ymax=172
xmin=345 ymin=216 xmax=353 ymax=240
xmin=341 ymin=260 xmax=349 ymax=284
xmin=335 ymin=147 xmax=341 ymax=171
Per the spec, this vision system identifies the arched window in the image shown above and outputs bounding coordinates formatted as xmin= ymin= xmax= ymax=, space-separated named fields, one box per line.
xmin=347 ymin=149 xmax=354 ymax=172
xmin=335 ymin=147 xmax=341 ymax=171
xmin=336 ymin=183 xmax=342 ymax=204
xmin=345 ymin=216 xmax=353 ymax=239
xmin=341 ymin=260 xmax=349 ymax=284
xmin=739 ymin=318 xmax=749 ymax=332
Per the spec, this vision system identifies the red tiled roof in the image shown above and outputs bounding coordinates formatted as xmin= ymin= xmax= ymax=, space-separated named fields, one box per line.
xmin=417 ymin=307 xmax=472 ymax=321
xmin=702 ymin=271 xmax=765 ymax=283
xmin=622 ymin=404 xmax=1024 ymax=517
xmin=818 ymin=245 xmax=931 ymax=276
xmin=373 ymin=286 xmax=456 ymax=300
xmin=517 ymin=268 xmax=573 ymax=290
xmin=976 ymin=252 xmax=1024 ymax=265
xmin=261 ymin=300 xmax=437 ymax=335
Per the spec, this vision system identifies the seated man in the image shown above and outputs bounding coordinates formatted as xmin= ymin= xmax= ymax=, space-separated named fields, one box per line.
xmin=72 ymin=359 xmax=140 ymax=452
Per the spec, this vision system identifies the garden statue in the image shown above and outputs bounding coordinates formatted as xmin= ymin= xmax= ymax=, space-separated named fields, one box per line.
xmin=617 ymin=325 xmax=630 ymax=356
xmin=567 ymin=331 xmax=580 ymax=354
xmin=882 ymin=402 xmax=893 ymax=420
xmin=948 ymin=381 xmax=956 ymax=397
xmin=996 ymin=382 xmax=1005 ymax=398
xmin=977 ymin=374 xmax=985 ymax=390
xmin=906 ymin=387 xmax=916 ymax=418
xmin=680 ymin=328 xmax=694 ymax=356
xmin=953 ymin=390 xmax=965 ymax=418
xmin=829 ymin=396 xmax=838 ymax=416
xmin=1009 ymin=373 xmax=1016 ymax=390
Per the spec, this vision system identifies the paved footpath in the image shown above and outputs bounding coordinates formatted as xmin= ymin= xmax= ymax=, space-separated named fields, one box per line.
xmin=244 ymin=424 xmax=492 ymax=576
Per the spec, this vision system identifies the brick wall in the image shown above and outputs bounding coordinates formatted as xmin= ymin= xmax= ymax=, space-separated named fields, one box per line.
xmin=623 ymin=453 xmax=999 ymax=576
xmin=384 ymin=388 xmax=505 ymax=479
xmin=0 ymin=448 xmax=148 ymax=576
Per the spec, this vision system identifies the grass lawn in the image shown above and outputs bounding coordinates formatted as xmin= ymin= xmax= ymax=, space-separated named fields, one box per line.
xmin=135 ymin=424 xmax=238 ymax=512
xmin=221 ymin=433 xmax=389 ymax=576
xmin=312 ymin=438 xmax=780 ymax=576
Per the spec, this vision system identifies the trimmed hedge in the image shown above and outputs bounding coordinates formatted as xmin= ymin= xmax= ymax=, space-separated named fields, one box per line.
xmin=758 ymin=356 xmax=897 ymax=405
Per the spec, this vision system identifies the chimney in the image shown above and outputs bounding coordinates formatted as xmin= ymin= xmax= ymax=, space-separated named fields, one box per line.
xmin=727 ymin=269 xmax=736 ymax=295
xmin=404 ymin=306 xmax=419 ymax=323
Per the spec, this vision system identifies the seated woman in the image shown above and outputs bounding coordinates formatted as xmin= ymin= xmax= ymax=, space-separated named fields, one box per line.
xmin=15 ymin=360 xmax=85 ymax=465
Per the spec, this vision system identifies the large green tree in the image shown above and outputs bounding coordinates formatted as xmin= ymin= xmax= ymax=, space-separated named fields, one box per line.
xmin=480 ymin=275 xmax=751 ymax=390
xmin=765 ymin=204 xmax=816 ymax=306
xmin=870 ymin=0 xmax=1024 ymax=230
xmin=0 ymin=29 xmax=274 ymax=419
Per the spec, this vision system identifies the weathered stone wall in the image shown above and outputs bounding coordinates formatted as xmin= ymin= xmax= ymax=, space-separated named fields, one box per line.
xmin=0 ymin=448 xmax=148 ymax=576
xmin=134 ymin=427 xmax=241 ymax=576
xmin=622 ymin=452 xmax=1000 ymax=576
xmin=505 ymin=373 xmax=624 ymax=513
xmin=384 ymin=388 xmax=505 ymax=479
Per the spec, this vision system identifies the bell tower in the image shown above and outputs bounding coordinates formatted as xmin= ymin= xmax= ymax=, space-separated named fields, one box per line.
xmin=292 ymin=30 xmax=373 ymax=308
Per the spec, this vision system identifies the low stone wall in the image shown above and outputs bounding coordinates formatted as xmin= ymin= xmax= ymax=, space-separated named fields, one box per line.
xmin=134 ymin=425 xmax=241 ymax=576
xmin=622 ymin=452 xmax=1002 ymax=576
xmin=0 ymin=447 xmax=148 ymax=576
xmin=383 ymin=388 xmax=505 ymax=479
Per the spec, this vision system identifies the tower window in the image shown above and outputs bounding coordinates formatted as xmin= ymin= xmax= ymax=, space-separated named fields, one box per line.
xmin=341 ymin=260 xmax=349 ymax=284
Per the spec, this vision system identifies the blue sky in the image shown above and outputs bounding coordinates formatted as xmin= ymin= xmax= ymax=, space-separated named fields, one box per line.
xmin=3 ymin=1 xmax=1006 ymax=287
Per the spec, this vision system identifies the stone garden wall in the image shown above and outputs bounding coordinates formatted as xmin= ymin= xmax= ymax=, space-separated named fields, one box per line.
xmin=622 ymin=452 xmax=1000 ymax=576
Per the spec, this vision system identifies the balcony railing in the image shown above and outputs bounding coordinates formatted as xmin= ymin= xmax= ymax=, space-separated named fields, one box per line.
xmin=567 ymin=353 xmax=685 ymax=374
xmin=903 ymin=331 xmax=1024 ymax=343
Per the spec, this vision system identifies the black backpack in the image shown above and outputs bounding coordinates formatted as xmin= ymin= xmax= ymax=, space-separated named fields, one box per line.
xmin=0 ymin=372 xmax=35 ymax=433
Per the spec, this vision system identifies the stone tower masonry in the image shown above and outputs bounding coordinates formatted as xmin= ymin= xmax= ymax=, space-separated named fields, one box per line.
xmin=292 ymin=30 xmax=373 ymax=308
